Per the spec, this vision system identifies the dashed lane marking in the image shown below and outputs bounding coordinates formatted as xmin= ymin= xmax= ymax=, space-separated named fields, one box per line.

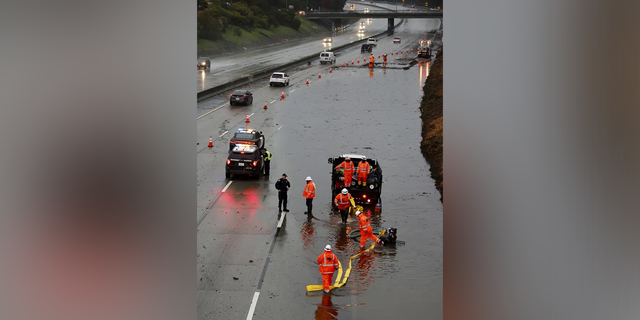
xmin=219 ymin=130 xmax=229 ymax=137
xmin=277 ymin=125 xmax=283 ymax=131
xmin=245 ymin=292 xmax=260 ymax=320
xmin=221 ymin=181 xmax=233 ymax=193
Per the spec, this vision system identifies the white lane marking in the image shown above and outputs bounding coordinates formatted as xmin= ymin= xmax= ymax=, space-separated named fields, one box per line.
xmin=277 ymin=125 xmax=283 ymax=131
xmin=289 ymin=89 xmax=295 ymax=93
xmin=277 ymin=211 xmax=286 ymax=228
xmin=221 ymin=181 xmax=233 ymax=193
xmin=219 ymin=130 xmax=229 ymax=137
xmin=248 ymin=112 xmax=255 ymax=118
xmin=246 ymin=292 xmax=260 ymax=320
xmin=270 ymin=100 xmax=276 ymax=104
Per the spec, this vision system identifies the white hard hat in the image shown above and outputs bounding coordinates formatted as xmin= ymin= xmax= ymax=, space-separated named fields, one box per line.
xmin=362 ymin=156 xmax=366 ymax=160
xmin=342 ymin=188 xmax=348 ymax=194
xmin=306 ymin=176 xmax=312 ymax=181
xmin=345 ymin=157 xmax=350 ymax=160
xmin=355 ymin=211 xmax=361 ymax=216
xmin=325 ymin=244 xmax=331 ymax=251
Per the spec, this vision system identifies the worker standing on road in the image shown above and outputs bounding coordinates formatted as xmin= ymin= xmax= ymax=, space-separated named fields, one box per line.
xmin=303 ymin=176 xmax=316 ymax=215
xmin=275 ymin=173 xmax=290 ymax=213
xmin=334 ymin=188 xmax=355 ymax=224
xmin=383 ymin=53 xmax=387 ymax=65
xmin=335 ymin=157 xmax=355 ymax=188
xmin=369 ymin=54 xmax=374 ymax=68
xmin=356 ymin=156 xmax=371 ymax=187
xmin=317 ymin=244 xmax=340 ymax=293
xmin=262 ymin=148 xmax=271 ymax=176
xmin=355 ymin=210 xmax=382 ymax=248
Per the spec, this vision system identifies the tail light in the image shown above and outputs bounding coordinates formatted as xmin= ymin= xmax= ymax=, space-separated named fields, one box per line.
xmin=253 ymin=161 xmax=258 ymax=166
xmin=226 ymin=159 xmax=231 ymax=165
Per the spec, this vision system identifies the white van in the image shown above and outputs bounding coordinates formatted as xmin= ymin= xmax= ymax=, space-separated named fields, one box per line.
xmin=319 ymin=51 xmax=336 ymax=64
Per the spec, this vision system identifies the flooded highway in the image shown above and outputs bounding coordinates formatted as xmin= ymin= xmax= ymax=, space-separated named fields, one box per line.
xmin=197 ymin=16 xmax=442 ymax=320
xmin=197 ymin=2 xmax=439 ymax=92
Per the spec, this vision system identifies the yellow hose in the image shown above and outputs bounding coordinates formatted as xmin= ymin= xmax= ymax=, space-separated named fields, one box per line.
xmin=306 ymin=229 xmax=386 ymax=292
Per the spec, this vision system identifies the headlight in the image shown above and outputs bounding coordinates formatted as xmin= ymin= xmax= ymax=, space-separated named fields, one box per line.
xmin=369 ymin=185 xmax=374 ymax=190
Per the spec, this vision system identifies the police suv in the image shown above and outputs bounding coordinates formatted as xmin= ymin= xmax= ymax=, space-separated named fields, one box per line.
xmin=226 ymin=144 xmax=264 ymax=179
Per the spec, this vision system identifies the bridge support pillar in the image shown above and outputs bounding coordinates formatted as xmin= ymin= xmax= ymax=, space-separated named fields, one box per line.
xmin=387 ymin=18 xmax=394 ymax=33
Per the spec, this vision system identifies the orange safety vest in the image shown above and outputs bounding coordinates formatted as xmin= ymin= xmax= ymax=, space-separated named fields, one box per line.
xmin=336 ymin=161 xmax=355 ymax=174
xmin=334 ymin=193 xmax=352 ymax=209
xmin=357 ymin=161 xmax=370 ymax=174
xmin=358 ymin=214 xmax=372 ymax=233
xmin=317 ymin=251 xmax=339 ymax=274
xmin=303 ymin=181 xmax=316 ymax=199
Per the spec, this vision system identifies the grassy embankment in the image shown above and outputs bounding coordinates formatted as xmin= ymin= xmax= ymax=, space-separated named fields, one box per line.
xmin=198 ymin=18 xmax=329 ymax=56
xmin=419 ymin=47 xmax=443 ymax=200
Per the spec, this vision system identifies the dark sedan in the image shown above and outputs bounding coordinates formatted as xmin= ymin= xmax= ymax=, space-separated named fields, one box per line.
xmin=197 ymin=57 xmax=210 ymax=69
xmin=229 ymin=90 xmax=253 ymax=106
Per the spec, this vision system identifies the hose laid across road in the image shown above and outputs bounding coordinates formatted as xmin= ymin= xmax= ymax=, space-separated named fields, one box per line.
xmin=306 ymin=229 xmax=386 ymax=292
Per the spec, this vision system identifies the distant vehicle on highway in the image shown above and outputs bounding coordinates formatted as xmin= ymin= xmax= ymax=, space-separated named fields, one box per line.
xmin=226 ymin=143 xmax=264 ymax=179
xmin=393 ymin=37 xmax=401 ymax=43
xmin=298 ymin=10 xmax=305 ymax=15
xmin=323 ymin=37 xmax=332 ymax=43
xmin=319 ymin=51 xmax=336 ymax=64
xmin=367 ymin=38 xmax=377 ymax=46
xmin=363 ymin=8 xmax=369 ymax=13
xmin=418 ymin=40 xmax=431 ymax=58
xmin=197 ymin=57 xmax=210 ymax=69
xmin=350 ymin=3 xmax=355 ymax=10
xmin=229 ymin=89 xmax=253 ymax=106
xmin=229 ymin=128 xmax=265 ymax=151
xmin=361 ymin=44 xmax=373 ymax=53
xmin=269 ymin=72 xmax=290 ymax=86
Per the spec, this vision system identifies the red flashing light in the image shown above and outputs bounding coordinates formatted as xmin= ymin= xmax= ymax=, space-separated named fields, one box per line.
xmin=226 ymin=159 xmax=231 ymax=165
xmin=241 ymin=151 xmax=245 ymax=154
xmin=253 ymin=161 xmax=258 ymax=166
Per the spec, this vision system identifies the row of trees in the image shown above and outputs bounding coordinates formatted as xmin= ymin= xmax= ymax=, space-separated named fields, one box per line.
xmin=198 ymin=0 xmax=346 ymax=41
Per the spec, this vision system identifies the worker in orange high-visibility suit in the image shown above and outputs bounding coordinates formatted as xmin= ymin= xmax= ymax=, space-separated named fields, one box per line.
xmin=303 ymin=176 xmax=316 ymax=215
xmin=335 ymin=157 xmax=355 ymax=188
xmin=355 ymin=210 xmax=382 ymax=248
xmin=356 ymin=156 xmax=371 ymax=187
xmin=317 ymin=244 xmax=340 ymax=293
xmin=334 ymin=188 xmax=355 ymax=224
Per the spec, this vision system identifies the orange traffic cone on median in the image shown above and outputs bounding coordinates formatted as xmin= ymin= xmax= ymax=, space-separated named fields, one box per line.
xmin=208 ymin=136 xmax=213 ymax=148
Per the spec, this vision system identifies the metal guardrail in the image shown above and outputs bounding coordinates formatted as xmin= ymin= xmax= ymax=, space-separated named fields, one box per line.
xmin=305 ymin=10 xmax=443 ymax=18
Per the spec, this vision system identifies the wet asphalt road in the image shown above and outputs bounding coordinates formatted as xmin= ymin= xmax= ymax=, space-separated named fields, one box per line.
xmin=197 ymin=2 xmax=440 ymax=92
xmin=197 ymin=17 xmax=442 ymax=320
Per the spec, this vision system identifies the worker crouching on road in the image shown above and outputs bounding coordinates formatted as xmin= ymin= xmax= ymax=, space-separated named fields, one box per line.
xmin=335 ymin=157 xmax=355 ymax=188
xmin=357 ymin=156 xmax=370 ymax=187
xmin=356 ymin=210 xmax=382 ymax=248
xmin=317 ymin=244 xmax=340 ymax=293
xmin=303 ymin=176 xmax=316 ymax=215
xmin=334 ymin=188 xmax=355 ymax=224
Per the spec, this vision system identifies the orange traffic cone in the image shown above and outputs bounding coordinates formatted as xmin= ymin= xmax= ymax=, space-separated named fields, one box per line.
xmin=341 ymin=63 xmax=344 ymax=67
xmin=351 ymin=60 xmax=354 ymax=65
xmin=378 ymin=55 xmax=380 ymax=58
xmin=281 ymin=90 xmax=285 ymax=99
xmin=329 ymin=68 xmax=332 ymax=73
xmin=245 ymin=114 xmax=250 ymax=123
xmin=411 ymin=49 xmax=413 ymax=53
xmin=306 ymin=78 xmax=309 ymax=85
xmin=264 ymin=101 xmax=267 ymax=109
xmin=318 ymin=73 xmax=321 ymax=79
xmin=357 ymin=59 xmax=360 ymax=63
xmin=391 ymin=52 xmax=393 ymax=55
xmin=208 ymin=136 xmax=213 ymax=148
xmin=401 ymin=51 xmax=403 ymax=54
